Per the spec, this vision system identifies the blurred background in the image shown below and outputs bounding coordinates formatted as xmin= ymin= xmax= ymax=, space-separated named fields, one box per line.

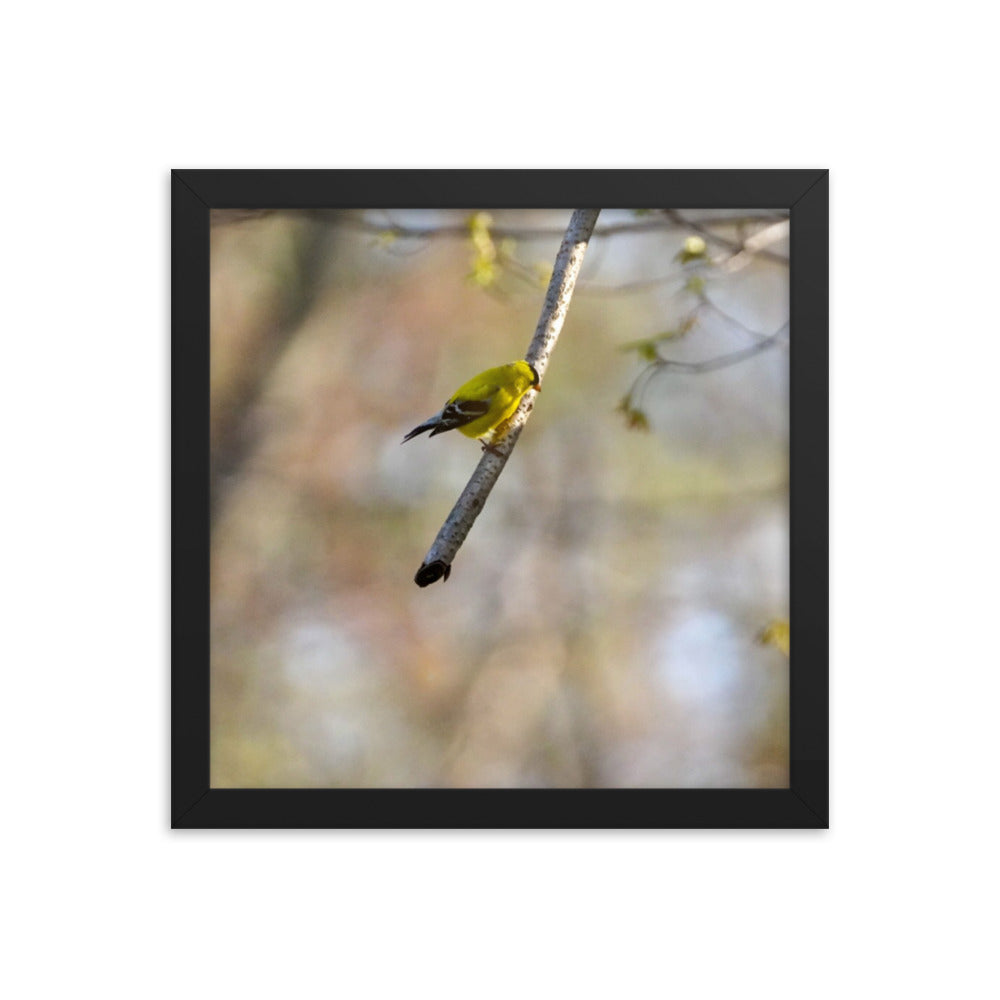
xmin=209 ymin=208 xmax=789 ymax=789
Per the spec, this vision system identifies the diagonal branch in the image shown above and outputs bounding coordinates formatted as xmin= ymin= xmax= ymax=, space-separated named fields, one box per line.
xmin=414 ymin=208 xmax=601 ymax=587
xmin=664 ymin=209 xmax=789 ymax=266
xmin=653 ymin=322 xmax=789 ymax=373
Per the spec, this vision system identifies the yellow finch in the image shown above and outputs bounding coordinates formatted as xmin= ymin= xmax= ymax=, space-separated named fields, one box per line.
xmin=402 ymin=360 xmax=540 ymax=446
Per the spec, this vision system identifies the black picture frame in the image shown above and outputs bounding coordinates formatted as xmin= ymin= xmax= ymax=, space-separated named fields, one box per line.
xmin=172 ymin=169 xmax=828 ymax=829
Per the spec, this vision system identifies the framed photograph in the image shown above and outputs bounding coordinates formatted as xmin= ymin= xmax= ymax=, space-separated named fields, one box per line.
xmin=172 ymin=170 xmax=828 ymax=828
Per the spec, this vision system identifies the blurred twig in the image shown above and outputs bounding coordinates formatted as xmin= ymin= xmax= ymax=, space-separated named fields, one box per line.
xmin=652 ymin=323 xmax=789 ymax=373
xmin=210 ymin=218 xmax=330 ymax=520
xmin=663 ymin=209 xmax=789 ymax=266
xmin=621 ymin=321 xmax=789 ymax=425
xmin=345 ymin=210 xmax=784 ymax=243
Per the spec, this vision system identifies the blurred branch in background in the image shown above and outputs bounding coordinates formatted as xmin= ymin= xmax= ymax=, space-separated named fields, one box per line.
xmin=664 ymin=209 xmax=789 ymax=267
xmin=209 ymin=210 xmax=339 ymax=519
xmin=617 ymin=232 xmax=790 ymax=431
xmin=341 ymin=209 xmax=788 ymax=243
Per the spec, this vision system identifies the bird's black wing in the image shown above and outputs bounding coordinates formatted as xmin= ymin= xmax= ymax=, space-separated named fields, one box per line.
xmin=428 ymin=397 xmax=491 ymax=436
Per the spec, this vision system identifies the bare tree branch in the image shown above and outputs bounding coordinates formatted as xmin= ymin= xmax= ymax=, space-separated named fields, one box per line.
xmin=414 ymin=208 xmax=601 ymax=587
xmin=652 ymin=322 xmax=789 ymax=374
xmin=663 ymin=209 xmax=789 ymax=266
xmin=696 ymin=294 xmax=788 ymax=344
xmin=343 ymin=210 xmax=782 ymax=243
